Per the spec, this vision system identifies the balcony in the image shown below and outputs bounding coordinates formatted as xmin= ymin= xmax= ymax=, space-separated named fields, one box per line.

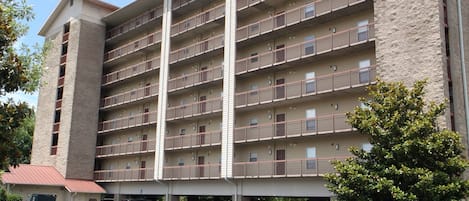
xmin=104 ymin=31 xmax=162 ymax=64
xmin=100 ymin=84 xmax=159 ymax=110
xmin=171 ymin=3 xmax=225 ymax=38
xmin=102 ymin=58 xmax=160 ymax=86
xmin=234 ymin=114 xmax=352 ymax=143
xmin=236 ymin=24 xmax=375 ymax=75
xmin=236 ymin=66 xmax=376 ymax=108
xmin=163 ymin=164 xmax=221 ymax=180
xmin=55 ymin=99 xmax=62 ymax=109
xmin=236 ymin=0 xmax=367 ymax=43
xmin=166 ymin=97 xmax=222 ymax=121
xmin=106 ymin=6 xmax=163 ymax=41
xmin=165 ymin=130 xmax=222 ymax=150
xmin=168 ymin=65 xmax=223 ymax=92
xmin=96 ymin=139 xmax=156 ymax=158
xmin=169 ymin=34 xmax=224 ymax=65
xmin=62 ymin=32 xmax=69 ymax=42
xmin=57 ymin=76 xmax=64 ymax=87
xmin=94 ymin=168 xmax=154 ymax=182
xmin=60 ymin=55 xmax=67 ymax=65
xmin=236 ymin=0 xmax=263 ymax=11
xmin=52 ymin=123 xmax=60 ymax=133
xmin=233 ymin=157 xmax=347 ymax=178
xmin=98 ymin=111 xmax=157 ymax=134
xmin=50 ymin=146 xmax=58 ymax=155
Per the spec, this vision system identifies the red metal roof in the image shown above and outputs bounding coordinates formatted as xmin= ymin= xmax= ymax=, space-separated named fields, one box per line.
xmin=1 ymin=164 xmax=105 ymax=194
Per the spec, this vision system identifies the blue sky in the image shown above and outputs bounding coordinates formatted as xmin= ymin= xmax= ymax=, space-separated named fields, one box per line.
xmin=1 ymin=0 xmax=134 ymax=108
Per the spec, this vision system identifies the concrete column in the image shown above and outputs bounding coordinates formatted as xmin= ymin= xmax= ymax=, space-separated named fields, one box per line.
xmin=165 ymin=195 xmax=180 ymax=201
xmin=155 ymin=0 xmax=172 ymax=180
xmin=221 ymin=0 xmax=237 ymax=179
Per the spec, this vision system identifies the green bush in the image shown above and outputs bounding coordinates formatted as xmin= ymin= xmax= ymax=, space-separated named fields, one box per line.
xmin=6 ymin=193 xmax=22 ymax=201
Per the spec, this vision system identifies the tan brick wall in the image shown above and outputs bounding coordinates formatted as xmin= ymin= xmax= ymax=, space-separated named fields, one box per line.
xmin=374 ymin=0 xmax=451 ymax=128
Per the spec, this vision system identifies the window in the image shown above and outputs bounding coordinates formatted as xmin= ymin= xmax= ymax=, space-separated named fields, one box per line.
xmin=126 ymin=162 xmax=131 ymax=169
xmin=51 ymin=133 xmax=59 ymax=146
xmin=59 ymin=65 xmax=66 ymax=77
xmin=54 ymin=110 xmax=61 ymax=123
xmin=305 ymin=109 xmax=316 ymax=131
xmin=250 ymin=53 xmax=258 ymax=63
xmin=359 ymin=59 xmax=371 ymax=83
xmin=178 ymin=158 xmax=185 ymax=166
xmin=249 ymin=84 xmax=258 ymax=95
xmin=249 ymin=152 xmax=258 ymax=162
xmin=304 ymin=4 xmax=315 ymax=18
xmin=249 ymin=24 xmax=259 ymax=34
xmin=305 ymin=72 xmax=316 ymax=93
xmin=362 ymin=143 xmax=373 ymax=152
xmin=249 ymin=118 xmax=258 ymax=126
xmin=357 ymin=20 xmax=369 ymax=41
xmin=61 ymin=43 xmax=68 ymax=55
xmin=69 ymin=0 xmax=73 ymax=6
xmin=304 ymin=35 xmax=315 ymax=55
xmin=56 ymin=87 xmax=63 ymax=100
xmin=128 ymin=137 xmax=133 ymax=142
xmin=179 ymin=128 xmax=186 ymax=135
xmin=306 ymin=147 xmax=316 ymax=169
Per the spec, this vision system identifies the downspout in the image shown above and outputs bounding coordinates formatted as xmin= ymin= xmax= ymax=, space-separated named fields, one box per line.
xmin=456 ymin=0 xmax=469 ymax=154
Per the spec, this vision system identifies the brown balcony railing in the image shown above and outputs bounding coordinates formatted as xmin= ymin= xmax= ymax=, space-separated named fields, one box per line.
xmin=106 ymin=6 xmax=163 ymax=40
xmin=234 ymin=114 xmax=352 ymax=143
xmin=171 ymin=3 xmax=225 ymax=37
xmin=52 ymin=123 xmax=60 ymax=133
xmin=236 ymin=24 xmax=375 ymax=74
xmin=237 ymin=0 xmax=365 ymax=41
xmin=233 ymin=157 xmax=348 ymax=178
xmin=57 ymin=76 xmax=65 ymax=86
xmin=98 ymin=111 xmax=157 ymax=133
xmin=236 ymin=66 xmax=376 ymax=107
xmin=166 ymin=97 xmax=223 ymax=120
xmin=104 ymin=31 xmax=162 ymax=63
xmin=60 ymin=55 xmax=67 ymax=64
xmin=55 ymin=99 xmax=62 ymax=109
xmin=94 ymin=168 xmax=154 ymax=182
xmin=101 ymin=84 xmax=159 ymax=109
xmin=96 ymin=139 xmax=156 ymax=157
xmin=169 ymin=34 xmax=224 ymax=64
xmin=236 ymin=0 xmax=262 ymax=11
xmin=163 ymin=163 xmax=221 ymax=180
xmin=50 ymin=146 xmax=58 ymax=155
xmin=168 ymin=65 xmax=223 ymax=92
xmin=165 ymin=130 xmax=222 ymax=150
xmin=62 ymin=32 xmax=69 ymax=42
xmin=102 ymin=58 xmax=160 ymax=86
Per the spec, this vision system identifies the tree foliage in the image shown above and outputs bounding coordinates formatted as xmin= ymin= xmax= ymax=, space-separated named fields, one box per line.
xmin=325 ymin=80 xmax=469 ymax=201
xmin=0 ymin=0 xmax=46 ymax=170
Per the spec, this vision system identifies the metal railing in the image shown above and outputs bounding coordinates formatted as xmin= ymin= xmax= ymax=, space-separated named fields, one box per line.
xmin=163 ymin=163 xmax=221 ymax=180
xmin=166 ymin=97 xmax=223 ymax=120
xmin=55 ymin=99 xmax=62 ymax=109
xmin=168 ymin=65 xmax=223 ymax=91
xmin=106 ymin=6 xmax=163 ymax=40
xmin=236 ymin=24 xmax=375 ymax=74
xmin=236 ymin=0 xmax=263 ymax=11
xmin=165 ymin=130 xmax=222 ymax=150
xmin=60 ymin=55 xmax=66 ymax=64
xmin=104 ymin=31 xmax=162 ymax=63
xmin=235 ymin=66 xmax=376 ymax=107
xmin=234 ymin=114 xmax=352 ymax=143
xmin=53 ymin=123 xmax=60 ymax=133
xmin=233 ymin=157 xmax=348 ymax=178
xmin=101 ymin=83 xmax=159 ymax=109
xmin=62 ymin=32 xmax=69 ymax=42
xmin=169 ymin=34 xmax=224 ymax=64
xmin=98 ymin=111 xmax=157 ymax=133
xmin=237 ymin=0 xmax=366 ymax=41
xmin=102 ymin=57 xmax=160 ymax=86
xmin=58 ymin=76 xmax=64 ymax=86
xmin=94 ymin=168 xmax=154 ymax=182
xmin=171 ymin=3 xmax=225 ymax=37
xmin=96 ymin=139 xmax=156 ymax=157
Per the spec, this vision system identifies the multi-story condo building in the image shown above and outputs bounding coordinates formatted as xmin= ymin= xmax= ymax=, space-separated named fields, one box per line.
xmin=2 ymin=0 xmax=469 ymax=200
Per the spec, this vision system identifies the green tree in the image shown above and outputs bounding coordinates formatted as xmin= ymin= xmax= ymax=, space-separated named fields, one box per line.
xmin=0 ymin=0 xmax=46 ymax=170
xmin=325 ymin=80 xmax=469 ymax=201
